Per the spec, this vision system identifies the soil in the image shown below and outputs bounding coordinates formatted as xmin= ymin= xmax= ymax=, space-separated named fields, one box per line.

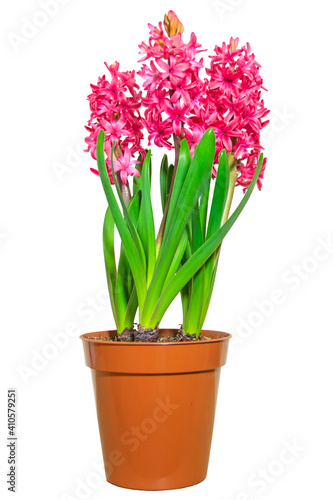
xmin=87 ymin=327 xmax=219 ymax=343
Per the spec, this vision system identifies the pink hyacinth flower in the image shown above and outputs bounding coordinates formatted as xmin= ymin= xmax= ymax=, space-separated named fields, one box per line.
xmin=156 ymin=56 xmax=190 ymax=86
xmin=85 ymin=62 xmax=145 ymax=180
xmin=112 ymin=147 xmax=141 ymax=184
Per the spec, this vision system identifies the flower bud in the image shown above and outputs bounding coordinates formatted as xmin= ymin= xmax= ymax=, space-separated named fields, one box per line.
xmin=163 ymin=10 xmax=184 ymax=37
xmin=229 ymin=37 xmax=239 ymax=53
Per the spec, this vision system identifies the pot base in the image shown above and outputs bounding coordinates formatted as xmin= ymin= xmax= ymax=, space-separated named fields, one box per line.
xmin=107 ymin=476 xmax=206 ymax=491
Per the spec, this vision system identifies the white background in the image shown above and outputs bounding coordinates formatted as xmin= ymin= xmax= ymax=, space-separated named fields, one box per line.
xmin=1 ymin=0 xmax=333 ymax=499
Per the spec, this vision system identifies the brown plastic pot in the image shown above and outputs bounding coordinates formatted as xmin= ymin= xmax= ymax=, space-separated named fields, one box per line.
xmin=81 ymin=329 xmax=231 ymax=490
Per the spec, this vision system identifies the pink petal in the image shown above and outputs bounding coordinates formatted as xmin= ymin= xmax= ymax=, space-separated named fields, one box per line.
xmin=156 ymin=59 xmax=169 ymax=71
xmin=90 ymin=168 xmax=99 ymax=176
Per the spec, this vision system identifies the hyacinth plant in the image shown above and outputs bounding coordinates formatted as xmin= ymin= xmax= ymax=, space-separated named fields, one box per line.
xmin=85 ymin=11 xmax=269 ymax=341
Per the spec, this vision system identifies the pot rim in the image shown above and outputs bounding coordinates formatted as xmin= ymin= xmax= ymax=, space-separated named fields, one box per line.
xmin=80 ymin=329 xmax=232 ymax=346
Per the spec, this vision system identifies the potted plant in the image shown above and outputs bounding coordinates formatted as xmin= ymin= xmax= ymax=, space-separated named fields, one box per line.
xmin=81 ymin=10 xmax=269 ymax=491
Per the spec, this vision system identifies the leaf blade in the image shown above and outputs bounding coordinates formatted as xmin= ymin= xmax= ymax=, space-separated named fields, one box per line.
xmin=150 ymin=154 xmax=264 ymax=326
xmin=140 ymin=130 xmax=216 ymax=326
xmin=141 ymin=150 xmax=156 ymax=285
xmin=96 ymin=130 xmax=147 ymax=311
xmin=103 ymin=207 xmax=118 ymax=327
xmin=160 ymin=154 xmax=169 ymax=212
xmin=109 ymin=145 xmax=147 ymax=274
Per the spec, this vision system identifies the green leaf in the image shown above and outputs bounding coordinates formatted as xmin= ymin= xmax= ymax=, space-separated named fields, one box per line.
xmin=124 ymin=287 xmax=138 ymax=327
xmin=149 ymin=154 xmax=264 ymax=326
xmin=199 ymin=179 xmax=211 ymax=240
xmin=162 ymin=139 xmax=192 ymax=245
xmin=133 ymin=157 xmax=143 ymax=196
xmin=191 ymin=201 xmax=204 ymax=252
xmin=115 ymin=245 xmax=130 ymax=332
xmin=163 ymin=131 xmax=215 ymax=251
xmin=109 ymin=145 xmax=147 ymax=274
xmin=203 ymin=150 xmax=230 ymax=304
xmin=96 ymin=130 xmax=147 ymax=311
xmin=160 ymin=157 xmax=175 ymax=212
xmin=164 ymin=231 xmax=188 ymax=288
xmin=206 ymin=150 xmax=230 ymax=240
xmin=127 ymin=191 xmax=141 ymax=296
xmin=140 ymin=130 xmax=216 ymax=327
xmin=115 ymin=192 xmax=140 ymax=332
xmin=160 ymin=154 xmax=169 ymax=211
xmin=184 ymin=201 xmax=205 ymax=335
xmin=103 ymin=207 xmax=117 ymax=290
xmin=167 ymin=163 xmax=174 ymax=202
xmin=180 ymin=240 xmax=192 ymax=321
xmin=141 ymin=150 xmax=156 ymax=285
xmin=197 ymin=260 xmax=218 ymax=333
xmin=128 ymin=189 xmax=141 ymax=227
xmin=103 ymin=207 xmax=118 ymax=328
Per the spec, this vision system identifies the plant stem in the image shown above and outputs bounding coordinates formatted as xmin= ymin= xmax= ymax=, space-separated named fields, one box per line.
xmin=195 ymin=154 xmax=238 ymax=333
xmin=155 ymin=132 xmax=182 ymax=253
xmin=116 ymin=175 xmax=131 ymax=206
xmin=172 ymin=133 xmax=182 ymax=168
xmin=222 ymin=154 xmax=238 ymax=224
xmin=213 ymin=153 xmax=238 ymax=265
xmin=114 ymin=144 xmax=131 ymax=206
xmin=155 ymin=81 xmax=184 ymax=252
